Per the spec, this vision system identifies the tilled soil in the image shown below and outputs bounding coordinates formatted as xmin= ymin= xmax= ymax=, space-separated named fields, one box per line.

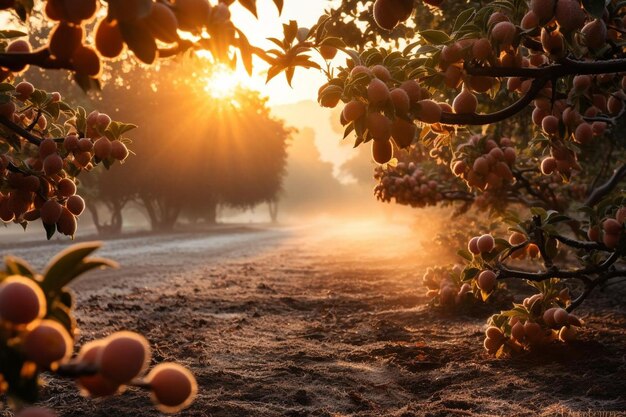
xmin=1 ymin=221 xmax=625 ymax=416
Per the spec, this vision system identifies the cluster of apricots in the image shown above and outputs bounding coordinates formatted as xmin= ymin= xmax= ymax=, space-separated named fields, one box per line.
xmin=0 ymin=245 xmax=196 ymax=414
xmin=588 ymin=206 xmax=626 ymax=249
xmin=484 ymin=292 xmax=584 ymax=355
xmin=508 ymin=231 xmax=542 ymax=260
xmin=422 ymin=265 xmax=475 ymax=307
xmin=452 ymin=135 xmax=517 ymax=191
xmin=373 ymin=161 xmax=443 ymax=207
xmin=0 ymin=82 xmax=131 ymax=237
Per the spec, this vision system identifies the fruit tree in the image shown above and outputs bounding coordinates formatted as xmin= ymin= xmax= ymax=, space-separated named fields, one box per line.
xmin=264 ymin=0 xmax=626 ymax=356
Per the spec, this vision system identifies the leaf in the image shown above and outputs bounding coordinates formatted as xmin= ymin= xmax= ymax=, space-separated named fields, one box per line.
xmin=452 ymin=8 xmax=475 ymax=34
xmin=119 ymin=22 xmax=157 ymax=64
xmin=419 ymin=30 xmax=450 ymax=45
xmin=4 ymin=256 xmax=36 ymax=278
xmin=0 ymin=82 xmax=15 ymax=92
xmin=73 ymin=73 xmax=101 ymax=94
xmin=0 ymin=30 xmax=28 ymax=39
xmin=319 ymin=37 xmax=346 ymax=49
xmin=457 ymin=249 xmax=473 ymax=261
xmin=238 ymin=0 xmax=257 ymax=17
xmin=42 ymin=242 xmax=116 ymax=293
xmin=272 ymin=0 xmax=283 ymax=13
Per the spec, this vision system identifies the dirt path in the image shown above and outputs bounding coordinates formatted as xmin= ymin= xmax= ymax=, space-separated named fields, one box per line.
xmin=2 ymin=220 xmax=625 ymax=416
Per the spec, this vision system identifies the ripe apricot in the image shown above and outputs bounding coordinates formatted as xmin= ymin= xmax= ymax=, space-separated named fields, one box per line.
xmin=39 ymin=139 xmax=58 ymax=159
xmin=15 ymin=81 xmax=34 ymax=101
xmin=574 ymin=123 xmax=593 ymax=145
xmin=66 ymin=195 xmax=85 ymax=216
xmin=63 ymin=134 xmax=79 ymax=152
xmin=49 ymin=22 xmax=83 ymax=61
xmin=607 ymin=95 xmax=623 ymax=114
xmin=543 ymin=307 xmax=557 ymax=327
xmin=371 ymin=64 xmax=391 ymax=81
xmin=400 ymin=80 xmax=420 ymax=102
xmin=0 ymin=276 xmax=46 ymax=325
xmin=148 ymin=363 xmax=197 ymax=413
xmin=511 ymin=321 xmax=525 ymax=341
xmin=603 ymin=232 xmax=620 ymax=249
xmin=541 ymin=28 xmax=564 ymax=56
xmin=7 ymin=39 xmax=31 ymax=72
xmin=415 ymin=100 xmax=442 ymax=123
xmin=477 ymin=270 xmax=496 ymax=292
xmin=452 ymin=89 xmax=477 ymax=114
xmin=555 ymin=0 xmax=586 ymax=33
xmin=23 ymin=319 xmax=72 ymax=367
xmin=366 ymin=113 xmax=391 ymax=141
xmin=508 ymin=232 xmax=526 ymax=246
xmin=530 ymin=0 xmax=555 ymax=22
xmin=467 ymin=75 xmax=493 ymax=93
xmin=41 ymin=199 xmax=63 ymax=225
xmin=319 ymin=46 xmax=337 ymax=60
xmin=603 ymin=218 xmax=622 ymax=235
xmin=111 ymin=141 xmax=129 ymax=161
xmin=63 ymin=0 xmax=98 ymax=23
xmin=371 ymin=139 xmax=393 ymax=164
xmin=503 ymin=147 xmax=516 ymax=165
xmin=71 ymin=46 xmax=101 ymax=77
xmin=56 ymin=207 xmax=77 ymax=236
xmin=553 ymin=308 xmax=569 ymax=326
xmin=526 ymin=243 xmax=540 ymax=258
xmin=342 ymin=100 xmax=366 ymax=123
xmin=95 ymin=19 xmax=124 ymax=59
xmin=390 ymin=88 xmax=410 ymax=114
xmin=490 ymin=21 xmax=516 ymax=49
xmin=440 ymin=43 xmax=462 ymax=64
xmin=477 ymin=234 xmax=495 ymax=253
xmin=468 ymin=236 xmax=480 ymax=254
xmin=582 ymin=19 xmax=607 ymax=49
xmin=43 ymin=154 xmax=64 ymax=176
xmin=484 ymin=336 xmax=503 ymax=353
xmin=471 ymin=38 xmax=491 ymax=60
xmin=391 ymin=118 xmax=416 ymax=149
xmin=485 ymin=326 xmax=504 ymax=342
xmin=373 ymin=0 xmax=400 ymax=31
xmin=521 ymin=11 xmax=539 ymax=30
xmin=78 ymin=138 xmax=93 ymax=152
xmin=77 ymin=340 xmax=121 ymax=397
xmin=94 ymin=137 xmax=113 ymax=159
xmin=541 ymin=115 xmax=559 ymax=135
xmin=443 ymin=65 xmax=462 ymax=89
xmin=541 ymin=157 xmax=557 ymax=175
xmin=98 ymin=331 xmax=151 ymax=383
xmin=144 ymin=2 xmax=179 ymax=43
xmin=367 ymin=78 xmax=390 ymax=105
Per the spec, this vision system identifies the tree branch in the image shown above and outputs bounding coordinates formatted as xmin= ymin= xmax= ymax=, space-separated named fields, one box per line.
xmin=0 ymin=114 xmax=43 ymax=145
xmin=584 ymin=163 xmax=626 ymax=207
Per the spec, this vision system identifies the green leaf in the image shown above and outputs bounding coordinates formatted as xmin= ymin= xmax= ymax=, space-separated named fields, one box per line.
xmin=419 ymin=30 xmax=450 ymax=45
xmin=457 ymin=249 xmax=473 ymax=261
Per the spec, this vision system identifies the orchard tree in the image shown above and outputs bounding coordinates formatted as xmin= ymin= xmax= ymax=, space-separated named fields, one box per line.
xmin=0 ymin=0 xmax=284 ymax=414
xmin=265 ymin=0 xmax=626 ymax=355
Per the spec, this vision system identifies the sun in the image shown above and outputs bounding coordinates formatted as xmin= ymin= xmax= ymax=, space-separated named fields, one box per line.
xmin=203 ymin=65 xmax=242 ymax=99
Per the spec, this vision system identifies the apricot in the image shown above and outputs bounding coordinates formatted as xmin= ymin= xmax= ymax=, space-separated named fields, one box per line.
xmin=94 ymin=137 xmax=113 ymax=159
xmin=23 ymin=319 xmax=72 ymax=367
xmin=452 ymin=89 xmax=477 ymax=114
xmin=400 ymin=80 xmax=420 ymax=102
xmin=39 ymin=139 xmax=58 ymax=159
xmin=581 ymin=19 xmax=607 ymax=49
xmin=511 ymin=321 xmax=525 ymax=341
xmin=390 ymin=88 xmax=410 ymax=114
xmin=521 ymin=11 xmax=539 ymax=30
xmin=144 ymin=2 xmax=179 ymax=43
xmin=95 ymin=18 xmax=124 ymax=59
xmin=587 ymin=226 xmax=600 ymax=242
xmin=63 ymin=134 xmax=79 ymax=152
xmin=63 ymin=0 xmax=98 ymax=23
xmin=41 ymin=199 xmax=63 ymax=224
xmin=530 ymin=0 xmax=555 ymax=22
xmin=16 ymin=408 xmax=57 ymax=417
xmin=45 ymin=0 xmax=65 ymax=20
xmin=440 ymin=43 xmax=462 ymax=64
xmin=77 ymin=340 xmax=121 ymax=397
xmin=477 ymin=234 xmax=495 ymax=253
xmin=319 ymin=45 xmax=337 ymax=60
xmin=484 ymin=336 xmax=503 ymax=353
xmin=7 ymin=39 xmax=31 ymax=72
xmin=477 ymin=270 xmax=496 ymax=292
xmin=603 ymin=232 xmax=620 ymax=249
xmin=49 ymin=22 xmax=83 ymax=62
xmin=508 ymin=232 xmax=526 ymax=246
xmin=541 ymin=115 xmax=559 ymax=135
xmin=98 ymin=331 xmax=151 ymax=383
xmin=66 ymin=195 xmax=85 ymax=216
xmin=555 ymin=0 xmax=586 ymax=33
xmin=607 ymin=95 xmax=623 ymax=114
xmin=490 ymin=21 xmax=516 ymax=49
xmin=350 ymin=65 xmax=372 ymax=78
xmin=468 ymin=236 xmax=480 ymax=255
xmin=543 ymin=307 xmax=557 ymax=327
xmin=148 ymin=363 xmax=197 ymax=413
xmin=371 ymin=64 xmax=391 ymax=81
xmin=485 ymin=326 xmax=504 ymax=342
xmin=56 ymin=207 xmax=77 ymax=236
xmin=367 ymin=78 xmax=390 ymax=105
xmin=111 ymin=141 xmax=129 ymax=161
xmin=603 ymin=218 xmax=622 ymax=235
xmin=373 ymin=0 xmax=399 ymax=31
xmin=574 ymin=122 xmax=593 ymax=145
xmin=371 ymin=139 xmax=393 ymax=164
xmin=43 ymin=154 xmax=64 ymax=176
xmin=503 ymin=147 xmax=516 ymax=165
xmin=71 ymin=46 xmax=101 ymax=77
xmin=471 ymin=38 xmax=491 ymax=61
xmin=541 ymin=157 xmax=557 ymax=175
xmin=541 ymin=28 xmax=564 ymax=56
xmin=342 ymin=100 xmax=366 ymax=123
xmin=0 ymin=276 xmax=46 ymax=325
xmin=15 ymin=81 xmax=34 ymax=101
xmin=467 ymin=75 xmax=493 ymax=93
xmin=553 ymin=308 xmax=569 ymax=326
xmin=472 ymin=157 xmax=489 ymax=176
xmin=526 ymin=243 xmax=540 ymax=258
xmin=391 ymin=118 xmax=416 ymax=149
xmin=78 ymin=137 xmax=93 ymax=152
xmin=443 ymin=65 xmax=462 ymax=89
xmin=487 ymin=12 xmax=509 ymax=27
xmin=415 ymin=100 xmax=442 ymax=123
xmin=210 ymin=2 xmax=230 ymax=25
xmin=57 ymin=178 xmax=76 ymax=198
xmin=616 ymin=207 xmax=626 ymax=224
xmin=318 ymin=84 xmax=342 ymax=108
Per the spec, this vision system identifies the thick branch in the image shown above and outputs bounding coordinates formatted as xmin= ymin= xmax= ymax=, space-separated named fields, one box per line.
xmin=0 ymin=114 xmax=43 ymax=145
xmin=584 ymin=164 xmax=626 ymax=207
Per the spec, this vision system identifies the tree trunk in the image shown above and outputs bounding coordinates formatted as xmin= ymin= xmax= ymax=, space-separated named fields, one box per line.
xmin=268 ymin=199 xmax=279 ymax=223
xmin=205 ymin=201 xmax=217 ymax=224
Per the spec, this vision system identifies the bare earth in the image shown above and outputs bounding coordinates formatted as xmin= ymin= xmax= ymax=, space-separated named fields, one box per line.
xmin=1 ymin=220 xmax=625 ymax=417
